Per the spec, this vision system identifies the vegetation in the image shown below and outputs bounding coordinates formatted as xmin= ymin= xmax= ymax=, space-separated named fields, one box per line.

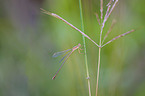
xmin=0 ymin=0 xmax=145 ymax=96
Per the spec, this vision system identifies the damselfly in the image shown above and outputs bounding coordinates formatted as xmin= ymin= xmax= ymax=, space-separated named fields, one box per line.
xmin=52 ymin=43 xmax=82 ymax=80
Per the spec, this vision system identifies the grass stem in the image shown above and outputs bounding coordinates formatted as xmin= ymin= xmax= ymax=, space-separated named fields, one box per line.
xmin=96 ymin=47 xmax=101 ymax=96
xmin=79 ymin=0 xmax=91 ymax=96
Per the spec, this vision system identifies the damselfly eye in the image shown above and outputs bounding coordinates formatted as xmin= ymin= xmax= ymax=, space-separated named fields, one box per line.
xmin=78 ymin=43 xmax=81 ymax=46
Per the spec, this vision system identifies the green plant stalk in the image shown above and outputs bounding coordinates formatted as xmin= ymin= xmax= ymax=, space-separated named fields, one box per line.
xmin=79 ymin=0 xmax=91 ymax=96
xmin=96 ymin=9 xmax=103 ymax=95
xmin=96 ymin=30 xmax=102 ymax=96
xmin=96 ymin=47 xmax=101 ymax=96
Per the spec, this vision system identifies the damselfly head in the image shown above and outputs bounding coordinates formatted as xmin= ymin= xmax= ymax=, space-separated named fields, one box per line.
xmin=78 ymin=43 xmax=81 ymax=47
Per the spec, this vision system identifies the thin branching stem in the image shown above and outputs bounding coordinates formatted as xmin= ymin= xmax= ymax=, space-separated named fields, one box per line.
xmin=40 ymin=8 xmax=100 ymax=47
xmin=100 ymin=0 xmax=118 ymax=44
xmin=95 ymin=18 xmax=102 ymax=96
xmin=79 ymin=0 xmax=91 ymax=96
xmin=100 ymin=0 xmax=103 ymax=20
xmin=96 ymin=47 xmax=101 ymax=96
xmin=102 ymin=29 xmax=135 ymax=47
xmin=95 ymin=13 xmax=101 ymax=25
xmin=102 ymin=19 xmax=116 ymax=44
xmin=95 ymin=1 xmax=104 ymax=96
xmin=101 ymin=4 xmax=111 ymax=38
xmin=107 ymin=0 xmax=119 ymax=19
xmin=96 ymin=0 xmax=118 ymax=96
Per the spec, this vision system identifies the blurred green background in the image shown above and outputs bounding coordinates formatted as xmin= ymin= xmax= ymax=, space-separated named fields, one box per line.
xmin=0 ymin=0 xmax=145 ymax=96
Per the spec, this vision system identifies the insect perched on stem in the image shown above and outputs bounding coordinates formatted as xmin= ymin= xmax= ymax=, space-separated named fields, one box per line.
xmin=52 ymin=43 xmax=82 ymax=80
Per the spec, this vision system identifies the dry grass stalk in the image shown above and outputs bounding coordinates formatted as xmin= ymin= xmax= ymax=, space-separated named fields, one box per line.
xmin=100 ymin=0 xmax=103 ymax=20
xmin=107 ymin=0 xmax=113 ymax=6
xmin=107 ymin=0 xmax=118 ymax=19
xmin=102 ymin=19 xmax=116 ymax=44
xmin=102 ymin=29 xmax=135 ymax=47
xmin=40 ymin=8 xmax=100 ymax=47
xmin=95 ymin=13 xmax=101 ymax=25
xmin=101 ymin=0 xmax=118 ymax=37
xmin=102 ymin=4 xmax=111 ymax=30
xmin=99 ymin=1 xmax=112 ymax=44
xmin=96 ymin=0 xmax=125 ymax=96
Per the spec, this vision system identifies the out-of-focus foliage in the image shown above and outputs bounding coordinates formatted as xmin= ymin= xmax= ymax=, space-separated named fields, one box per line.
xmin=0 ymin=0 xmax=145 ymax=96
